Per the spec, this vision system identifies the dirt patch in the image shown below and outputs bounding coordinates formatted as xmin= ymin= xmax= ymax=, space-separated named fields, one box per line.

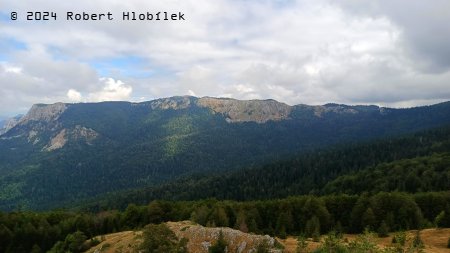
xmin=277 ymin=228 xmax=450 ymax=253
xmin=84 ymin=230 xmax=142 ymax=253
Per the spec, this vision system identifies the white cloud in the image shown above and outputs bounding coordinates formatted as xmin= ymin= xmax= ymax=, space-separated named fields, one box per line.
xmin=67 ymin=89 xmax=82 ymax=102
xmin=88 ymin=78 xmax=132 ymax=102
xmin=1 ymin=0 xmax=450 ymax=117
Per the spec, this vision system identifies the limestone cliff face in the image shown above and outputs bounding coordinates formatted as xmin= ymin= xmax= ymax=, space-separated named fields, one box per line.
xmin=148 ymin=96 xmax=293 ymax=123
xmin=18 ymin=102 xmax=67 ymax=124
xmin=150 ymin=96 xmax=193 ymax=110
xmin=0 ymin=115 xmax=22 ymax=135
xmin=44 ymin=126 xmax=99 ymax=151
xmin=312 ymin=104 xmax=359 ymax=117
xmin=197 ymin=97 xmax=292 ymax=123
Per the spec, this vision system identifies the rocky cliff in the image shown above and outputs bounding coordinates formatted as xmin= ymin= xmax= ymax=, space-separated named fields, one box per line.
xmin=197 ymin=97 xmax=292 ymax=123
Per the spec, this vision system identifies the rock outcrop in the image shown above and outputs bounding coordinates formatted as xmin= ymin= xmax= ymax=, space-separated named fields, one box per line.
xmin=44 ymin=126 xmax=99 ymax=151
xmin=85 ymin=221 xmax=282 ymax=253
xmin=167 ymin=221 xmax=282 ymax=253
xmin=18 ymin=103 xmax=67 ymax=124
xmin=197 ymin=97 xmax=292 ymax=123
xmin=0 ymin=115 xmax=22 ymax=135
xmin=150 ymin=96 xmax=193 ymax=110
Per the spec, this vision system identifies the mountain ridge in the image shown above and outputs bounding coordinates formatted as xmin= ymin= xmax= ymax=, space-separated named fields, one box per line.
xmin=5 ymin=96 xmax=450 ymax=136
xmin=1 ymin=95 xmax=396 ymax=135
xmin=1 ymin=96 xmax=450 ymax=210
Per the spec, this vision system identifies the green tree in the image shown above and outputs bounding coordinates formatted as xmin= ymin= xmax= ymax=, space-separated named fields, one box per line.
xmin=0 ymin=224 xmax=12 ymax=252
xmin=30 ymin=244 xmax=42 ymax=253
xmin=377 ymin=221 xmax=389 ymax=238
xmin=210 ymin=207 xmax=229 ymax=227
xmin=139 ymin=223 xmax=187 ymax=253
xmin=147 ymin=201 xmax=165 ymax=224
xmin=66 ymin=231 xmax=88 ymax=253
xmin=122 ymin=204 xmax=142 ymax=228
xmin=362 ymin=208 xmax=376 ymax=231
xmin=209 ymin=231 xmax=227 ymax=253
xmin=191 ymin=205 xmax=210 ymax=226
xmin=275 ymin=211 xmax=293 ymax=238
xmin=234 ymin=210 xmax=248 ymax=233
xmin=305 ymin=216 xmax=320 ymax=242
xmin=434 ymin=211 xmax=445 ymax=228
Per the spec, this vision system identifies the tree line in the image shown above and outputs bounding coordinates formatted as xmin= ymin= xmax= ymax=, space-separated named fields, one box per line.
xmin=1 ymin=191 xmax=449 ymax=253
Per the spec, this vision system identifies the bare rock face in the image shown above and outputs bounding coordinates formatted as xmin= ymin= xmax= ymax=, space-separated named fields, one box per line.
xmin=312 ymin=104 xmax=359 ymax=117
xmin=44 ymin=126 xmax=98 ymax=151
xmin=167 ymin=221 xmax=282 ymax=253
xmin=45 ymin=129 xmax=67 ymax=151
xmin=18 ymin=103 xmax=67 ymax=124
xmin=0 ymin=115 xmax=22 ymax=135
xmin=150 ymin=96 xmax=192 ymax=110
xmin=197 ymin=97 xmax=292 ymax=123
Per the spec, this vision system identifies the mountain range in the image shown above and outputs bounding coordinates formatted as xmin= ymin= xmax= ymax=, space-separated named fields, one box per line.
xmin=1 ymin=96 xmax=450 ymax=211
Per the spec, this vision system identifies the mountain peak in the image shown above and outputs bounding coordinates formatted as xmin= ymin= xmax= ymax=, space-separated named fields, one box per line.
xmin=19 ymin=102 xmax=68 ymax=124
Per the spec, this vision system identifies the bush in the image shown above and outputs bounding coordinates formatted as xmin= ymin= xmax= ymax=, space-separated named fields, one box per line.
xmin=256 ymin=239 xmax=271 ymax=253
xmin=209 ymin=231 xmax=227 ymax=253
xmin=377 ymin=221 xmax=389 ymax=238
xmin=296 ymin=235 xmax=308 ymax=253
xmin=48 ymin=231 xmax=88 ymax=253
xmin=392 ymin=231 xmax=406 ymax=246
xmin=139 ymin=223 xmax=188 ymax=253
xmin=412 ymin=230 xmax=423 ymax=248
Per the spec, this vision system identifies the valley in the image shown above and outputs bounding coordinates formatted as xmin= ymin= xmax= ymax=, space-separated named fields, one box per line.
xmin=0 ymin=97 xmax=449 ymax=253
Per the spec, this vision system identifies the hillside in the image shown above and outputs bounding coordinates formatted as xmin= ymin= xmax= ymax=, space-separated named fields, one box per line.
xmin=84 ymin=226 xmax=450 ymax=253
xmin=85 ymin=221 xmax=281 ymax=253
xmin=1 ymin=96 xmax=450 ymax=210
xmin=2 ymin=192 xmax=450 ymax=253
xmin=81 ymin=126 xmax=450 ymax=209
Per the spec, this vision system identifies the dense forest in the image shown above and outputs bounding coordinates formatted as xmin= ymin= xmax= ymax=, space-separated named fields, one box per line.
xmin=1 ymin=98 xmax=450 ymax=210
xmin=1 ymin=100 xmax=450 ymax=252
xmin=1 ymin=192 xmax=450 ymax=253
xmin=80 ymin=126 xmax=450 ymax=210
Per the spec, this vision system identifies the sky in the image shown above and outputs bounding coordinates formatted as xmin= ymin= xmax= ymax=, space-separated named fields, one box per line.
xmin=1 ymin=0 xmax=450 ymax=118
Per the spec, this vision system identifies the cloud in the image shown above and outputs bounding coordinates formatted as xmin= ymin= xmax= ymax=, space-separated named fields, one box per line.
xmin=1 ymin=0 xmax=450 ymax=118
xmin=67 ymin=89 xmax=82 ymax=102
xmin=332 ymin=0 xmax=450 ymax=72
xmin=66 ymin=78 xmax=132 ymax=103
xmin=87 ymin=78 xmax=132 ymax=102
xmin=0 ymin=48 xmax=133 ymax=117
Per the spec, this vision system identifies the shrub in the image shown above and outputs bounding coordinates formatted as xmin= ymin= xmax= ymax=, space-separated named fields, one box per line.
xmin=209 ymin=231 xmax=227 ymax=253
xmin=256 ymin=239 xmax=271 ymax=253
xmin=139 ymin=223 xmax=188 ymax=253
xmin=377 ymin=221 xmax=389 ymax=238
xmin=296 ymin=235 xmax=308 ymax=253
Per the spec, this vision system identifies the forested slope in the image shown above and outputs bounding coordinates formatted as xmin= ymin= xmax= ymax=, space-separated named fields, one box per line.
xmin=84 ymin=126 xmax=450 ymax=209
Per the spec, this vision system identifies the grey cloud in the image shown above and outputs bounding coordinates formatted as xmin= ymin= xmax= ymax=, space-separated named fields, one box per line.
xmin=1 ymin=0 xmax=450 ymax=116
xmin=333 ymin=0 xmax=450 ymax=72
